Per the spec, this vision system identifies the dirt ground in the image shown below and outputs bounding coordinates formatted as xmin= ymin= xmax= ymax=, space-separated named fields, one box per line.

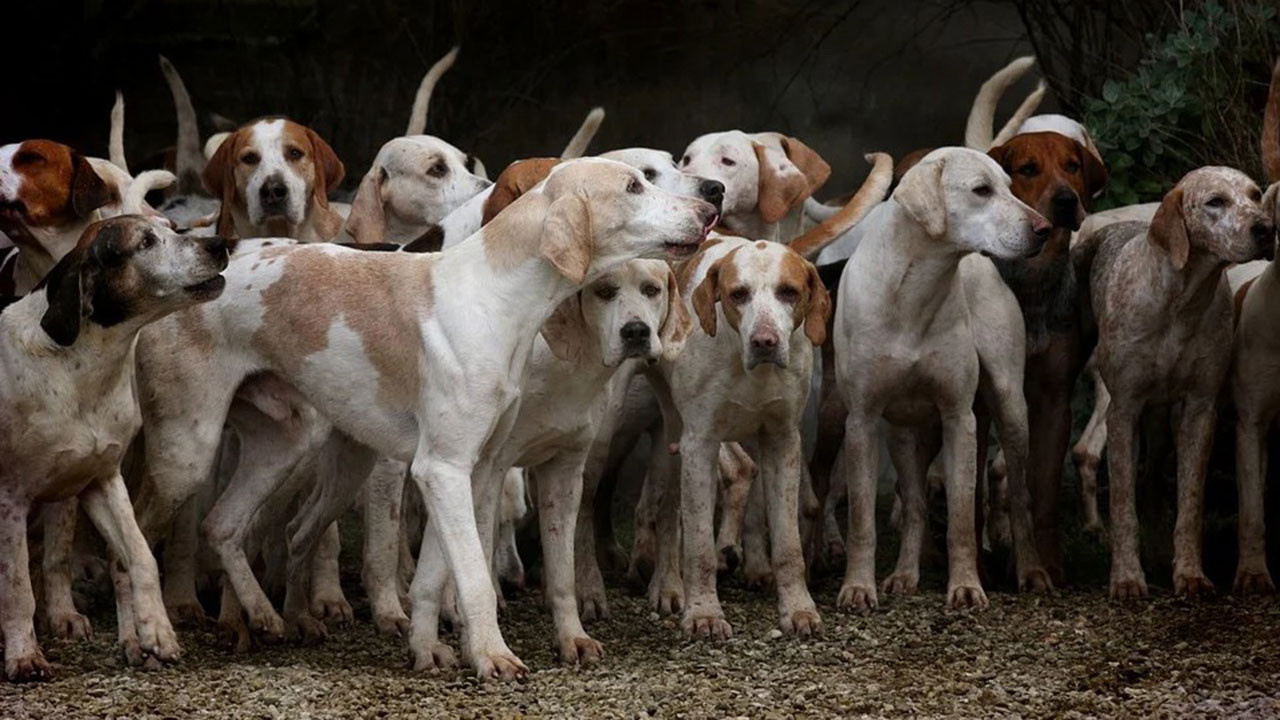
xmin=4 ymin=572 xmax=1280 ymax=719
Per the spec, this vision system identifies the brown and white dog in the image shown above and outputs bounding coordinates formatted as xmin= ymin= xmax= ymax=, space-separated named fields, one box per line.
xmin=0 ymin=210 xmax=228 ymax=681
xmin=203 ymin=118 xmax=346 ymax=241
xmin=1082 ymin=166 xmax=1274 ymax=599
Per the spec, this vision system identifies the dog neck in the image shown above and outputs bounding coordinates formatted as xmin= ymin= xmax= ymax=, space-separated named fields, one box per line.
xmin=1138 ymin=237 xmax=1229 ymax=315
xmin=858 ymin=202 xmax=967 ymax=330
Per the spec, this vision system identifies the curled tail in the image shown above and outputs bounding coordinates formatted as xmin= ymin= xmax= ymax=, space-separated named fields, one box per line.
xmin=124 ymin=170 xmax=176 ymax=215
xmin=109 ymin=91 xmax=128 ymax=174
xmin=406 ymin=46 xmax=460 ymax=136
xmin=788 ymin=152 xmax=893 ymax=259
xmin=160 ymin=55 xmax=206 ymax=194
xmin=560 ymin=107 xmax=605 ymax=159
xmin=965 ymin=56 xmax=1036 ymax=150
xmin=989 ymin=80 xmax=1047 ymax=148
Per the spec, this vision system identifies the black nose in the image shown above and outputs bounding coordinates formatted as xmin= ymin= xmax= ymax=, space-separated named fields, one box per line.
xmin=259 ymin=177 xmax=288 ymax=206
xmin=621 ymin=320 xmax=651 ymax=344
xmin=1251 ymin=221 xmax=1274 ymax=243
xmin=699 ymin=179 xmax=724 ymax=212
xmin=204 ymin=235 xmax=228 ymax=257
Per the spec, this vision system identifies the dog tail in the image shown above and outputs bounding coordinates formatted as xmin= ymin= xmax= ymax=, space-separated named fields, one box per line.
xmin=788 ymin=152 xmax=893 ymax=260
xmin=109 ymin=91 xmax=128 ymax=174
xmin=990 ymin=80 xmax=1047 ymax=149
xmin=965 ymin=56 xmax=1036 ymax=150
xmin=124 ymin=170 xmax=176 ymax=215
xmin=406 ymin=46 xmax=460 ymax=136
xmin=560 ymin=107 xmax=606 ymax=159
xmin=160 ymin=55 xmax=206 ymax=195
xmin=1263 ymin=58 xmax=1280 ymax=184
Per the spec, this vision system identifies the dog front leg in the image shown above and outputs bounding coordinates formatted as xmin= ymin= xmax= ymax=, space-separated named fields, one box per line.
xmin=41 ymin=499 xmax=92 ymax=640
xmin=309 ymin=522 xmax=351 ymax=624
xmin=646 ymin=427 xmax=685 ymax=615
xmin=1234 ymin=410 xmax=1275 ymax=594
xmin=575 ymin=432 xmax=612 ymax=622
xmin=1172 ymin=398 xmax=1216 ymax=598
xmin=837 ymin=413 xmax=880 ymax=612
xmin=1072 ymin=368 xmax=1110 ymax=540
xmin=714 ymin=442 xmax=754 ymax=576
xmin=759 ymin=428 xmax=820 ymax=637
xmin=740 ymin=466 xmax=772 ymax=589
xmin=881 ymin=425 xmax=935 ymax=597
xmin=80 ymin=473 xmax=181 ymax=667
xmin=362 ymin=457 xmax=412 ymax=636
xmin=533 ymin=447 xmax=604 ymax=666
xmin=941 ymin=409 xmax=986 ymax=609
xmin=1106 ymin=400 xmax=1147 ymax=599
xmin=163 ymin=497 xmax=206 ymax=628
xmin=678 ymin=433 xmax=730 ymax=640
xmin=0 ymin=496 xmax=48 ymax=681
xmin=989 ymin=376 xmax=1052 ymax=593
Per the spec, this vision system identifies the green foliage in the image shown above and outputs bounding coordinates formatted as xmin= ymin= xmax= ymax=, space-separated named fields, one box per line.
xmin=1082 ymin=1 xmax=1279 ymax=208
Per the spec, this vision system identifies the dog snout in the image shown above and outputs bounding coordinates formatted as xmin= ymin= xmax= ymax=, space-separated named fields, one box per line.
xmin=747 ymin=328 xmax=785 ymax=367
xmin=203 ymin=235 xmax=229 ymax=258
xmin=1030 ymin=213 xmax=1051 ymax=241
xmin=1050 ymin=189 xmax=1080 ymax=229
xmin=698 ymin=179 xmax=725 ymax=212
xmin=259 ymin=176 xmax=289 ymax=211
xmin=1252 ymin=220 xmax=1276 ymax=259
xmin=620 ymin=320 xmax=652 ymax=355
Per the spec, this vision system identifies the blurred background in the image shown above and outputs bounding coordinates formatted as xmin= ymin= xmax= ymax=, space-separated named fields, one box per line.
xmin=5 ymin=1 xmax=1276 ymax=204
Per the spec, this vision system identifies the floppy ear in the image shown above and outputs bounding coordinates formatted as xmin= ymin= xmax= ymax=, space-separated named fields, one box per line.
xmin=893 ymin=158 xmax=947 ymax=237
xmin=986 ymin=144 xmax=1012 ymax=172
xmin=754 ymin=142 xmax=812 ymax=225
xmin=658 ymin=265 xmax=694 ymax=361
xmin=691 ymin=257 xmax=723 ymax=337
xmin=540 ymin=293 xmax=591 ymax=363
xmin=39 ymin=246 xmax=97 ymax=346
xmin=69 ymin=153 xmax=113 ymax=217
xmin=781 ymin=136 xmax=831 ymax=194
xmin=801 ymin=261 xmax=832 ymax=347
xmin=203 ymin=131 xmax=241 ymax=237
xmin=1148 ymin=186 xmax=1189 ymax=270
xmin=1081 ymin=145 xmax=1109 ymax=201
xmin=484 ymin=158 xmax=559 ymax=225
xmin=346 ymin=166 xmax=387 ymax=244
xmin=540 ymin=192 xmax=592 ymax=283
xmin=305 ymin=128 xmax=345 ymax=240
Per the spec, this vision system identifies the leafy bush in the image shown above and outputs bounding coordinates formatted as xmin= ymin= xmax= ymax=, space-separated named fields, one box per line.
xmin=1080 ymin=1 xmax=1279 ymax=208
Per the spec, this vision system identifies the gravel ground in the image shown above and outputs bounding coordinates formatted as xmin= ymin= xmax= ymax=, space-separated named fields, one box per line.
xmin=5 ymin=576 xmax=1280 ymax=719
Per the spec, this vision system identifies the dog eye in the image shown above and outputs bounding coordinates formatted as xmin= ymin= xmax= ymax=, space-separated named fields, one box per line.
xmin=721 ymin=157 xmax=736 ymax=167
xmin=594 ymin=284 xmax=619 ymax=301
xmin=973 ymin=185 xmax=994 ymax=197
xmin=139 ymin=232 xmax=156 ymax=249
xmin=776 ymin=285 xmax=799 ymax=304
xmin=641 ymin=283 xmax=661 ymax=298
xmin=680 ymin=154 xmax=691 ymax=166
xmin=241 ymin=152 xmax=261 ymax=165
xmin=1206 ymin=196 xmax=1228 ymax=208
xmin=643 ymin=168 xmax=657 ymax=181
xmin=627 ymin=178 xmax=643 ymax=195
xmin=427 ymin=160 xmax=449 ymax=178
xmin=1064 ymin=161 xmax=1080 ymax=174
xmin=1249 ymin=188 xmax=1262 ymax=202
xmin=1017 ymin=164 xmax=1039 ymax=177
xmin=728 ymin=287 xmax=750 ymax=304
xmin=286 ymin=147 xmax=304 ymax=162
xmin=12 ymin=150 xmax=43 ymax=167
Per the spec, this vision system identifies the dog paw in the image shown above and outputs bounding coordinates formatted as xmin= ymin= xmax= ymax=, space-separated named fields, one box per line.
xmin=6 ymin=652 xmax=53 ymax=683
xmin=780 ymin=609 xmax=822 ymax=638
xmin=946 ymin=583 xmax=989 ymax=610
xmin=410 ymin=641 xmax=458 ymax=673
xmin=681 ymin=611 xmax=733 ymax=641
xmin=1233 ymin=569 xmax=1276 ymax=596
xmin=374 ymin=610 xmax=411 ymax=638
xmin=578 ymin=592 xmax=610 ymax=624
xmin=744 ymin=568 xmax=775 ymax=592
xmin=288 ymin=613 xmax=329 ymax=645
xmin=647 ymin=574 xmax=684 ymax=615
xmin=836 ymin=583 xmax=878 ymax=613
xmin=881 ymin=572 xmax=919 ymax=596
xmin=311 ymin=595 xmax=354 ymax=627
xmin=472 ymin=649 xmax=528 ymax=682
xmin=1109 ymin=572 xmax=1149 ymax=601
xmin=1019 ymin=568 xmax=1054 ymax=594
xmin=1174 ymin=572 xmax=1215 ymax=599
xmin=166 ymin=601 xmax=209 ymax=629
xmin=49 ymin=610 xmax=93 ymax=640
xmin=559 ymin=634 xmax=605 ymax=667
xmin=216 ymin=618 xmax=253 ymax=653
xmin=135 ymin=613 xmax=182 ymax=664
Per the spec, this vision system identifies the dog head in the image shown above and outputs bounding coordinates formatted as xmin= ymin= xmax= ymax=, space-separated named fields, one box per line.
xmin=512 ymin=158 xmax=718 ymax=284
xmin=1149 ymin=166 xmax=1275 ymax=269
xmin=347 ymin=135 xmax=489 ymax=244
xmin=203 ymin=118 xmax=345 ymax=239
xmin=893 ymin=147 xmax=1050 ymax=259
xmin=0 ymin=140 xmax=116 ymax=244
xmin=37 ymin=215 xmax=228 ymax=346
xmin=542 ymin=258 xmax=692 ymax=366
xmin=679 ymin=131 xmax=829 ymax=228
xmin=988 ymin=131 xmax=1107 ymax=231
xmin=691 ymin=239 xmax=831 ymax=369
xmin=600 ymin=148 xmax=725 ymax=212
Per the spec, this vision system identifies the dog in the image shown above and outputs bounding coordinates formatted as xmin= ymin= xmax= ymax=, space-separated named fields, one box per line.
xmin=0 ymin=206 xmax=228 ymax=681
xmin=680 ymin=131 xmax=830 ymax=241
xmin=1083 ymin=166 xmax=1274 ymax=599
xmin=833 ymin=147 xmax=1052 ymax=611
xmin=126 ymin=158 xmax=716 ymax=680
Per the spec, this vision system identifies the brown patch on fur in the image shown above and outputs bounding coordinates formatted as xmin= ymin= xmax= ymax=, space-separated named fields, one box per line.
xmin=251 ymin=247 xmax=430 ymax=408
xmin=691 ymin=247 xmax=745 ymax=337
xmin=988 ymin=132 xmax=1106 ymax=225
xmin=2 ymin=141 xmax=113 ymax=231
xmin=894 ymin=149 xmax=932 ymax=182
xmin=483 ymin=158 xmax=561 ymax=225
xmin=174 ymin=304 xmax=216 ymax=353
xmin=778 ymin=249 xmax=831 ymax=346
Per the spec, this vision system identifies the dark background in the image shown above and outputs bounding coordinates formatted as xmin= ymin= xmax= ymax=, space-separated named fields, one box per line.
xmin=4 ymin=0 xmax=1046 ymax=195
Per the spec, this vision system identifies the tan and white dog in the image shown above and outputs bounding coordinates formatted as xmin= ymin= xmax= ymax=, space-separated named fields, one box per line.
xmin=833 ymin=148 xmax=1052 ymax=611
xmin=0 ymin=206 xmax=228 ymax=681
xmin=127 ymin=158 xmax=717 ymax=680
